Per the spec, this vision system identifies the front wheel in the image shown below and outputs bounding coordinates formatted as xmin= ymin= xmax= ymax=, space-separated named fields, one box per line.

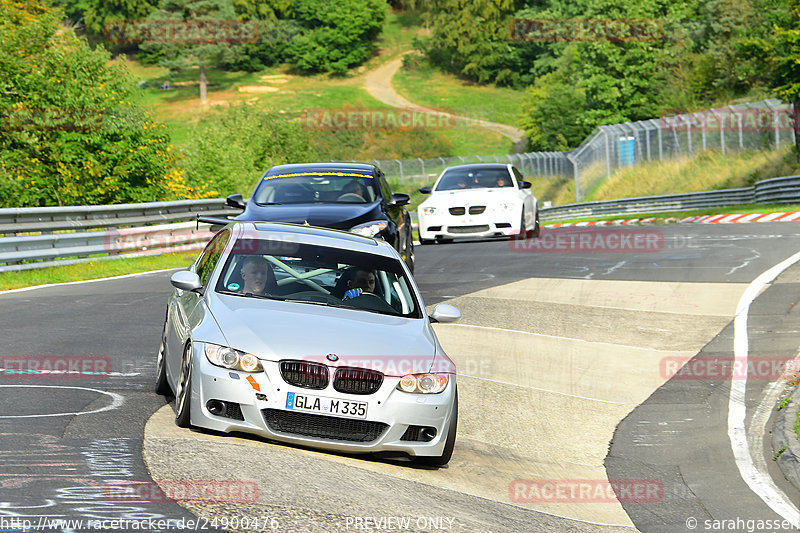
xmin=175 ymin=343 xmax=193 ymax=428
xmin=417 ymin=390 xmax=458 ymax=467
xmin=155 ymin=320 xmax=171 ymax=396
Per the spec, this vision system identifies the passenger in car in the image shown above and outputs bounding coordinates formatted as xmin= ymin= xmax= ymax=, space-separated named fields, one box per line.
xmin=240 ymin=256 xmax=275 ymax=295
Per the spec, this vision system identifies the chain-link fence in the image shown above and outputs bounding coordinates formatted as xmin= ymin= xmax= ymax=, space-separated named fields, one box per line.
xmin=362 ymin=152 xmax=571 ymax=186
xmin=348 ymin=99 xmax=796 ymax=202
xmin=568 ymin=99 xmax=796 ymax=201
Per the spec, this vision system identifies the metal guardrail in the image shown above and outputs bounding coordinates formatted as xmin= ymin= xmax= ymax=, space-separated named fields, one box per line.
xmin=0 ymin=200 xmax=241 ymax=272
xmin=3 ymin=174 xmax=800 ymax=272
xmin=540 ymin=174 xmax=800 ymax=222
xmin=0 ymin=199 xmax=232 ymax=236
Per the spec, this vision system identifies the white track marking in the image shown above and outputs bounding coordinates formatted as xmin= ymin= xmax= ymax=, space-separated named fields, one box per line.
xmin=728 ymin=251 xmax=800 ymax=527
xmin=0 ymin=385 xmax=124 ymax=418
xmin=0 ymin=268 xmax=180 ymax=295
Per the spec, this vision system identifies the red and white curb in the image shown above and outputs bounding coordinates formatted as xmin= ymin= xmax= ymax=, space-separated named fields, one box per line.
xmin=545 ymin=212 xmax=800 ymax=228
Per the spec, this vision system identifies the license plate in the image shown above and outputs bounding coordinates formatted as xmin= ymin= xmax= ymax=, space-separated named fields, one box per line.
xmin=285 ymin=392 xmax=367 ymax=419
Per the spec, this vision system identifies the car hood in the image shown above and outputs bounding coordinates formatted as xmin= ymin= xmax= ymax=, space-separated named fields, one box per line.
xmin=208 ymin=293 xmax=439 ymax=375
xmin=238 ymin=201 xmax=382 ymax=230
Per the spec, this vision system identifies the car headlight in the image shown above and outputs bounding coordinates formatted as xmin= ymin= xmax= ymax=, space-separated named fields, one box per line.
xmin=422 ymin=206 xmax=436 ymax=215
xmin=396 ymin=373 xmax=449 ymax=394
xmin=350 ymin=220 xmax=388 ymax=237
xmin=204 ymin=344 xmax=262 ymax=373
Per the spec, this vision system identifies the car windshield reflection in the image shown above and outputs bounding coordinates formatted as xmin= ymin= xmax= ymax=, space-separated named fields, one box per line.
xmin=253 ymin=171 xmax=378 ymax=205
xmin=215 ymin=240 xmax=420 ymax=318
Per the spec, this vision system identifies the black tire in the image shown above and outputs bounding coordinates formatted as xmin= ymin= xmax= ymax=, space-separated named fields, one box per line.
xmin=155 ymin=320 xmax=172 ymax=396
xmin=175 ymin=343 xmax=193 ymax=428
xmin=531 ymin=211 xmax=541 ymax=239
xmin=513 ymin=210 xmax=527 ymax=241
xmin=419 ymin=238 xmax=434 ymax=245
xmin=417 ymin=390 xmax=458 ymax=467
xmin=403 ymin=224 xmax=415 ymax=274
xmin=435 ymin=237 xmax=453 ymax=244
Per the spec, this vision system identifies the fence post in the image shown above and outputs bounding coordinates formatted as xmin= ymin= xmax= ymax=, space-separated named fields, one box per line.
xmin=711 ymin=109 xmax=725 ymax=155
xmin=418 ymin=158 xmax=425 ymax=183
xmin=730 ymin=105 xmax=743 ymax=150
xmin=395 ymin=160 xmax=404 ymax=184
xmin=602 ymin=127 xmax=611 ymax=178
xmin=567 ymin=153 xmax=580 ymax=202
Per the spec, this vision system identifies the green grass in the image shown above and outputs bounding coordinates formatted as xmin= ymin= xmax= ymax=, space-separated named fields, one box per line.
xmin=0 ymin=252 xmax=197 ymax=292
xmin=393 ymin=63 xmax=527 ymax=127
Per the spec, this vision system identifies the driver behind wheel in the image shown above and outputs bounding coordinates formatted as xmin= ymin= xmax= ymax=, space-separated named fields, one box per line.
xmin=343 ymin=267 xmax=376 ymax=299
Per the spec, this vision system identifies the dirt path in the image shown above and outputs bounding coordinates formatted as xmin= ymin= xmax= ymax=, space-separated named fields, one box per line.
xmin=363 ymin=54 xmax=527 ymax=146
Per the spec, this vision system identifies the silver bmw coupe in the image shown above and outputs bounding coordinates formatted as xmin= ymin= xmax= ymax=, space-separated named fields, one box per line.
xmin=156 ymin=221 xmax=461 ymax=466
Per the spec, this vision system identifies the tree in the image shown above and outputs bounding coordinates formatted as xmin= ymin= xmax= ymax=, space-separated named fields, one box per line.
xmin=0 ymin=0 xmax=201 ymax=207
xmin=138 ymin=0 xmax=249 ymax=102
xmin=285 ymin=0 xmax=386 ymax=74
xmin=756 ymin=0 xmax=800 ymax=158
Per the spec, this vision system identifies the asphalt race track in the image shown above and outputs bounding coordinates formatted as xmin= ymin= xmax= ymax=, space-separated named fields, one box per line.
xmin=2 ymin=223 xmax=800 ymax=532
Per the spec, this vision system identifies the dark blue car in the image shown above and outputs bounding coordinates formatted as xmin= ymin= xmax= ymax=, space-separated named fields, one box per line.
xmin=226 ymin=162 xmax=415 ymax=272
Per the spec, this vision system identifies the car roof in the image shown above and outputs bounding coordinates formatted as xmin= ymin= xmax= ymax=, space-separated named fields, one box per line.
xmin=221 ymin=221 xmax=398 ymax=256
xmin=442 ymin=163 xmax=512 ymax=171
xmin=263 ymin=162 xmax=378 ymax=176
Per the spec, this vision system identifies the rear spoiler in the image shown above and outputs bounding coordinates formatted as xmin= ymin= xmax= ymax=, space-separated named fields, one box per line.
xmin=197 ymin=215 xmax=235 ymax=231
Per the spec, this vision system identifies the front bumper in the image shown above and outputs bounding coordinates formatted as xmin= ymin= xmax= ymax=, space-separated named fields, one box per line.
xmin=418 ymin=211 xmax=520 ymax=240
xmin=187 ymin=351 xmax=457 ymax=458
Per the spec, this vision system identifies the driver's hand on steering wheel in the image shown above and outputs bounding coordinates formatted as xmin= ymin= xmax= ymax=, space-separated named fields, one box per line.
xmin=343 ymin=288 xmax=363 ymax=300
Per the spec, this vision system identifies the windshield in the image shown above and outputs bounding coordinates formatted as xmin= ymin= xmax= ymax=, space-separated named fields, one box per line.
xmin=253 ymin=170 xmax=379 ymax=205
xmin=215 ymin=239 xmax=421 ymax=318
xmin=435 ymin=168 xmax=513 ymax=191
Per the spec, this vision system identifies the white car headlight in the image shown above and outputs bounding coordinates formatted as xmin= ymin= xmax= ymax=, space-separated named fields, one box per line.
xmin=396 ymin=373 xmax=449 ymax=394
xmin=422 ymin=206 xmax=437 ymax=215
xmin=204 ymin=344 xmax=262 ymax=373
xmin=350 ymin=220 xmax=388 ymax=237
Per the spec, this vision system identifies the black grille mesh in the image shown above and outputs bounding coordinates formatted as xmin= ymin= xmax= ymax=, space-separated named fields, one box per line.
xmin=468 ymin=206 xmax=486 ymax=214
xmin=449 ymin=207 xmax=466 ymax=215
xmin=333 ymin=367 xmax=384 ymax=395
xmin=262 ymin=409 xmax=388 ymax=442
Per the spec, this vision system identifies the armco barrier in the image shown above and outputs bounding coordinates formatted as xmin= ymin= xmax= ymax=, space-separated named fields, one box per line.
xmin=0 ymin=200 xmax=241 ymax=272
xmin=540 ymin=174 xmax=800 ymax=222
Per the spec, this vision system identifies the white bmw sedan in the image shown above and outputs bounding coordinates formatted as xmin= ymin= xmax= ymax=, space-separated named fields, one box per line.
xmin=417 ymin=163 xmax=539 ymax=243
xmin=156 ymin=221 xmax=461 ymax=466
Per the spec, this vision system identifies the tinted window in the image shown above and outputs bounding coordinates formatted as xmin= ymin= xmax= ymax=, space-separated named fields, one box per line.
xmin=196 ymin=229 xmax=230 ymax=286
xmin=215 ymin=239 xmax=421 ymax=318
xmin=253 ymin=170 xmax=378 ymax=204
xmin=435 ymin=168 xmax=512 ymax=190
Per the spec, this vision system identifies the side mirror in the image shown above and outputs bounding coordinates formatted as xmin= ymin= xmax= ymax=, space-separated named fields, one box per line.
xmin=522 ymin=181 xmax=532 ymax=189
xmin=389 ymin=192 xmax=410 ymax=207
xmin=171 ymin=271 xmax=203 ymax=293
xmin=226 ymin=194 xmax=246 ymax=209
xmin=429 ymin=304 xmax=461 ymax=323
xmin=418 ymin=186 xmax=432 ymax=194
